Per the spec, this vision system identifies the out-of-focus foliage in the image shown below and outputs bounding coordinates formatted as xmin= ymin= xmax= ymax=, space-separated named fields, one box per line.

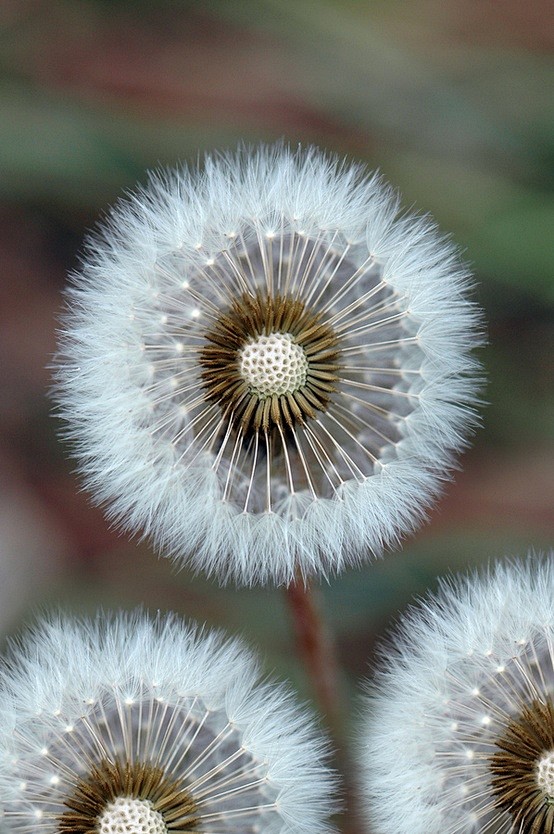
xmin=2 ymin=0 xmax=553 ymax=298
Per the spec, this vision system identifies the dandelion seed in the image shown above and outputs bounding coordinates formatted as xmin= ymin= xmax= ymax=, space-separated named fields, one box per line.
xmin=360 ymin=552 xmax=554 ymax=834
xmin=0 ymin=612 xmax=336 ymax=834
xmin=55 ymin=144 xmax=482 ymax=585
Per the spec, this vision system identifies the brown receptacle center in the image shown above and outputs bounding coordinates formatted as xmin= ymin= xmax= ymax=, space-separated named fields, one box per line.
xmin=199 ymin=292 xmax=341 ymax=434
xmin=58 ymin=759 xmax=199 ymax=834
xmin=490 ymin=699 xmax=554 ymax=833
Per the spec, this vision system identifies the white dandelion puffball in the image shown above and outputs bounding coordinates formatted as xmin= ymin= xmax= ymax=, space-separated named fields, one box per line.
xmin=0 ymin=611 xmax=336 ymax=834
xmin=55 ymin=144 xmax=482 ymax=585
xmin=361 ymin=553 xmax=554 ymax=834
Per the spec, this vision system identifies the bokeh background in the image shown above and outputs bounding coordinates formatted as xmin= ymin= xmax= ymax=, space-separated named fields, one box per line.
xmin=1 ymin=0 xmax=553 ymax=795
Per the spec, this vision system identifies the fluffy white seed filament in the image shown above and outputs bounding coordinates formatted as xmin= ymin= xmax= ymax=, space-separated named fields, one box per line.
xmin=239 ymin=332 xmax=308 ymax=397
xmin=536 ymin=750 xmax=554 ymax=797
xmin=98 ymin=797 xmax=167 ymax=834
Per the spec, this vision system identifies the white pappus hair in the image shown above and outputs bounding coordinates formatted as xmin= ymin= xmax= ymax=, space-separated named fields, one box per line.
xmin=55 ymin=143 xmax=483 ymax=585
xmin=0 ymin=611 xmax=337 ymax=834
xmin=360 ymin=552 xmax=554 ymax=834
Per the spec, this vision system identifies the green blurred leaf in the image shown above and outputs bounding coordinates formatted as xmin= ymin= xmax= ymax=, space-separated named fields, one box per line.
xmin=380 ymin=150 xmax=554 ymax=303
xmin=467 ymin=200 xmax=554 ymax=301
xmin=0 ymin=82 xmax=262 ymax=213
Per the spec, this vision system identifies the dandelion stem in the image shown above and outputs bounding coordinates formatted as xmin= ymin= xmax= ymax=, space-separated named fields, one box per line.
xmin=285 ymin=571 xmax=343 ymax=733
xmin=284 ymin=572 xmax=364 ymax=834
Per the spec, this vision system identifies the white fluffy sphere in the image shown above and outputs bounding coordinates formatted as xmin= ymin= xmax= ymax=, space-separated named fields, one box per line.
xmin=55 ymin=144 xmax=482 ymax=585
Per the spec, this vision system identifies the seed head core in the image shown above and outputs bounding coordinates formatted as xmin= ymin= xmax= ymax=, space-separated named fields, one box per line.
xmin=98 ymin=797 xmax=167 ymax=834
xmin=58 ymin=760 xmax=198 ymax=834
xmin=490 ymin=699 xmax=554 ymax=833
xmin=537 ymin=751 xmax=554 ymax=798
xmin=239 ymin=333 xmax=308 ymax=398
xmin=200 ymin=292 xmax=340 ymax=434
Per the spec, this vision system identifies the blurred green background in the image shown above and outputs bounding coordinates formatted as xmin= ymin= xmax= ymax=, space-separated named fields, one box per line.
xmin=0 ymin=0 xmax=552 ymax=739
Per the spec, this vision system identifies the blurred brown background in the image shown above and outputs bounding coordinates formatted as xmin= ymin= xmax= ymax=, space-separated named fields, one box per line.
xmin=0 ymin=0 xmax=553 ymax=713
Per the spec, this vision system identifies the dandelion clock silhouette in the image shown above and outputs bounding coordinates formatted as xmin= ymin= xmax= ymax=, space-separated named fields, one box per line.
xmin=55 ymin=144 xmax=482 ymax=585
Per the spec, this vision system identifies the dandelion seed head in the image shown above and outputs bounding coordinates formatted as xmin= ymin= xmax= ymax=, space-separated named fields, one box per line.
xmin=55 ymin=143 xmax=482 ymax=585
xmin=0 ymin=612 xmax=337 ymax=834
xmin=361 ymin=553 xmax=554 ymax=834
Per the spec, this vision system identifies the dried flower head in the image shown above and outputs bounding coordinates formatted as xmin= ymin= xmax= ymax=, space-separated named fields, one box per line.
xmin=55 ymin=144 xmax=482 ymax=585
xmin=0 ymin=612 xmax=336 ymax=834
xmin=361 ymin=553 xmax=554 ymax=834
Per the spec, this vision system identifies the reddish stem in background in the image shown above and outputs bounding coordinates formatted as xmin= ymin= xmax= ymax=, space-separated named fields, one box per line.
xmin=285 ymin=573 xmax=344 ymax=737
xmin=284 ymin=572 xmax=363 ymax=834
